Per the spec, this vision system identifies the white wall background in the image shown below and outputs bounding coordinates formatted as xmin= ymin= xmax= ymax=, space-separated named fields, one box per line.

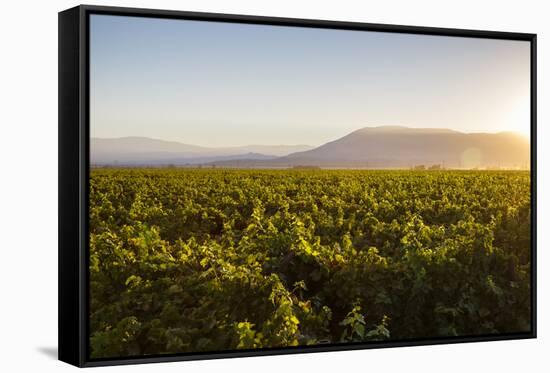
xmin=0 ymin=0 xmax=546 ymax=371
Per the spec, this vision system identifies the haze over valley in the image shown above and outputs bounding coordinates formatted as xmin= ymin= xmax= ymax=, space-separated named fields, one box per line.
xmin=91 ymin=126 xmax=529 ymax=169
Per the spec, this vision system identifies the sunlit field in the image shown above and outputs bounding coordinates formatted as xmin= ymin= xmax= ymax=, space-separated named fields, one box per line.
xmin=89 ymin=169 xmax=531 ymax=358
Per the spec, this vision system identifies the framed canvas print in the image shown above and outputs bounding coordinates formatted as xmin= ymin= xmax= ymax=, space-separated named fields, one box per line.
xmin=58 ymin=5 xmax=537 ymax=367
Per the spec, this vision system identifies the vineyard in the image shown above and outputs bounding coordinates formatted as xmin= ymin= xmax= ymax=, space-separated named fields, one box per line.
xmin=89 ymin=169 xmax=531 ymax=358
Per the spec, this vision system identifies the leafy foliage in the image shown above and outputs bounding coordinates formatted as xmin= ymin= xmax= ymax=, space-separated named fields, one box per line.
xmin=89 ymin=169 xmax=531 ymax=358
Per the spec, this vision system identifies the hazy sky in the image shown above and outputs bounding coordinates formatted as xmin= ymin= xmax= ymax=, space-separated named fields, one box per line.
xmin=90 ymin=14 xmax=531 ymax=147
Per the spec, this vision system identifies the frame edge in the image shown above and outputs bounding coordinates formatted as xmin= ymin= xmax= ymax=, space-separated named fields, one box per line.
xmin=59 ymin=5 xmax=85 ymax=368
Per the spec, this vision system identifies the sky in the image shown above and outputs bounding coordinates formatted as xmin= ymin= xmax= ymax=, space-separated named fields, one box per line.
xmin=90 ymin=14 xmax=531 ymax=147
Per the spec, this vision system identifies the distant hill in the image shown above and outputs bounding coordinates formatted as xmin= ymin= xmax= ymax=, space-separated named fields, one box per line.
xmin=91 ymin=128 xmax=529 ymax=169
xmin=91 ymin=137 xmax=313 ymax=165
xmin=208 ymin=126 xmax=530 ymax=169
xmin=91 ymin=136 xmax=209 ymax=155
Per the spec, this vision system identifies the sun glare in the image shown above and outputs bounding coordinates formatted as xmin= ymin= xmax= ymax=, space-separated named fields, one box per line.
xmin=508 ymin=96 xmax=531 ymax=139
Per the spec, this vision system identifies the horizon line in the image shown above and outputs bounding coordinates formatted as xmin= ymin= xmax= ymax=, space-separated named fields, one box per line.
xmin=91 ymin=124 xmax=530 ymax=148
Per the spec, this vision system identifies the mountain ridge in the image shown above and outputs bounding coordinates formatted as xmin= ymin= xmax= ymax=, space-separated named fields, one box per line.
xmin=91 ymin=136 xmax=314 ymax=164
xmin=91 ymin=126 xmax=529 ymax=169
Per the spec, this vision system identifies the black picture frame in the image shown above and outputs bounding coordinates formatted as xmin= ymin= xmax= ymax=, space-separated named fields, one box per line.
xmin=59 ymin=4 xmax=537 ymax=367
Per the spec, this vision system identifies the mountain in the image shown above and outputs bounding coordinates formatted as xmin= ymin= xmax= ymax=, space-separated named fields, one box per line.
xmin=91 ymin=136 xmax=209 ymax=155
xmin=208 ymin=126 xmax=530 ymax=169
xmin=104 ymin=152 xmax=278 ymax=166
xmin=90 ymin=137 xmax=313 ymax=165
xmin=92 ymin=128 xmax=530 ymax=169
